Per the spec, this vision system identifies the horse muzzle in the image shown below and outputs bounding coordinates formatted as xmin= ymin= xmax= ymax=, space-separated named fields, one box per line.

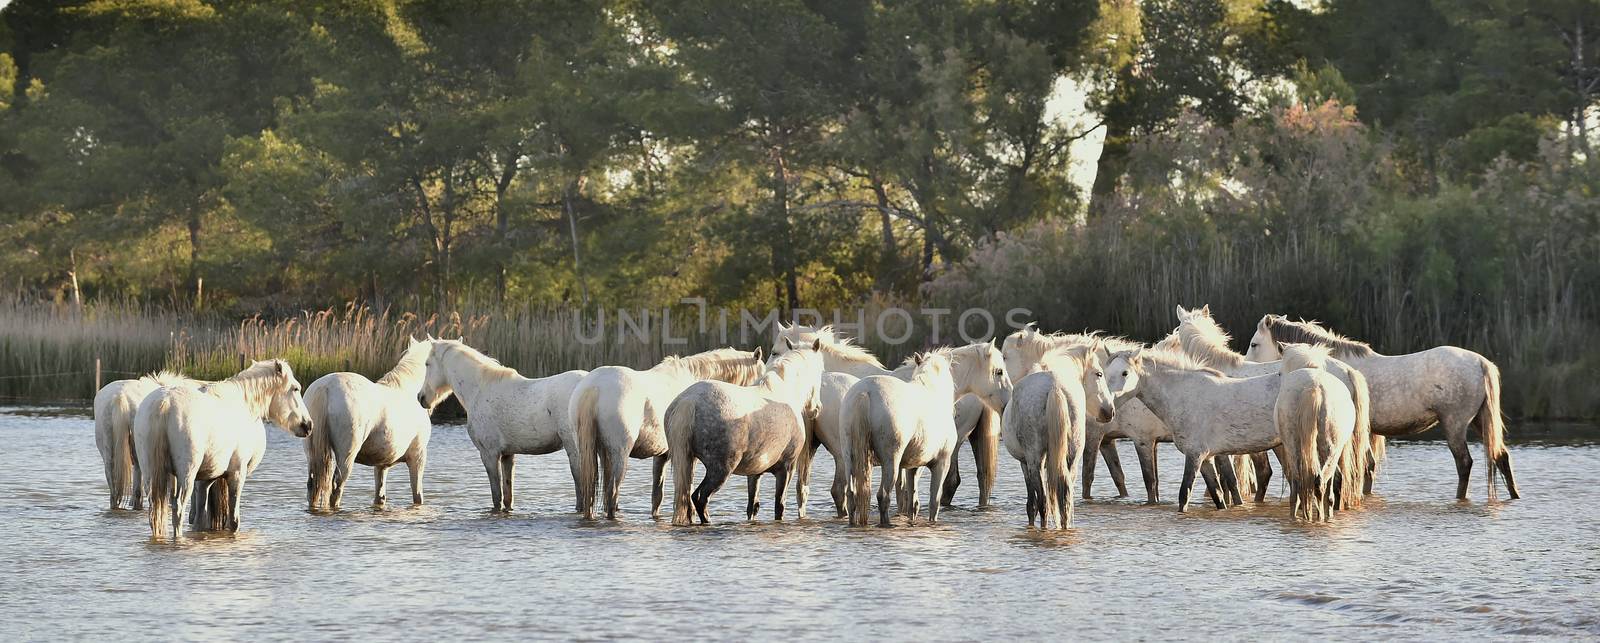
xmin=417 ymin=393 xmax=429 ymax=409
xmin=1097 ymin=406 xmax=1116 ymax=423
xmin=296 ymin=420 xmax=313 ymax=437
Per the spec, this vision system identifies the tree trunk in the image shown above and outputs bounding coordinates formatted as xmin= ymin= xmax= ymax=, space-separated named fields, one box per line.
xmin=67 ymin=247 xmax=82 ymax=312
xmin=770 ymin=145 xmax=798 ymax=314
xmin=1576 ymin=17 xmax=1593 ymax=160
xmin=1087 ymin=117 xmax=1130 ymax=219
xmin=493 ymin=148 xmax=518 ymax=303
xmin=564 ymin=175 xmax=590 ymax=308
xmin=186 ymin=209 xmax=202 ymax=309
xmin=871 ymin=178 xmax=897 ymax=294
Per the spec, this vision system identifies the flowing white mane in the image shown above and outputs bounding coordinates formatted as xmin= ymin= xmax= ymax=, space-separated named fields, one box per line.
xmin=1279 ymin=343 xmax=1332 ymax=372
xmin=378 ymin=339 xmax=431 ymax=388
xmin=656 ymin=347 xmax=764 ymax=385
xmin=1115 ymin=347 xmax=1225 ymax=377
xmin=780 ymin=324 xmax=886 ymax=369
xmin=1178 ymin=315 xmax=1247 ymax=369
xmin=434 ymin=340 xmax=521 ymax=382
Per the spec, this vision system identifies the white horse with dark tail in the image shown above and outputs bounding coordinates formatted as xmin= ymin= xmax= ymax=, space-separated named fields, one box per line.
xmin=667 ymin=339 xmax=825 ymax=525
xmin=1002 ymin=343 xmax=1116 ymax=529
xmin=93 ymin=370 xmax=203 ymax=510
xmin=305 ymin=337 xmax=436 ymax=511
xmin=1247 ymin=314 xmax=1518 ymax=500
xmin=135 ymin=359 xmax=312 ymax=539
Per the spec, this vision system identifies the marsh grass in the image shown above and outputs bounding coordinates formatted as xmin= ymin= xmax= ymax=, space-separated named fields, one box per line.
xmin=0 ymin=297 xmax=940 ymax=404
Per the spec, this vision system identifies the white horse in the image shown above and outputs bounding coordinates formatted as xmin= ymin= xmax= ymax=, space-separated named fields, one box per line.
xmin=1003 ymin=326 xmax=1170 ymax=503
xmin=570 ymin=348 xmax=765 ymax=519
xmin=1275 ymin=344 xmax=1360 ymax=522
xmin=136 ymin=359 xmax=312 ymax=539
xmin=305 ymin=337 xmax=435 ymax=511
xmin=772 ymin=324 xmax=1006 ymax=515
xmin=93 ymin=370 xmax=202 ymax=510
xmin=1104 ymin=348 xmax=1369 ymax=513
xmin=1172 ymin=305 xmax=1374 ymax=507
xmin=1002 ymin=344 xmax=1116 ymax=529
xmin=667 ymin=339 xmax=825 ymax=525
xmin=417 ymin=339 xmax=588 ymax=514
xmin=1246 ymin=314 xmax=1518 ymax=500
xmin=844 ymin=350 xmax=977 ymax=527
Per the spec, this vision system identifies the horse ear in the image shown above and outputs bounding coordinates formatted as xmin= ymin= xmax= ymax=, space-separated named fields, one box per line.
xmin=753 ymin=347 xmax=763 ymax=362
xmin=274 ymin=360 xmax=285 ymax=375
xmin=913 ymin=353 xmax=924 ymax=366
xmin=426 ymin=333 xmax=436 ymax=341
xmin=811 ymin=339 xmax=821 ymax=352
xmin=408 ymin=335 xmax=418 ymax=347
xmin=1199 ymin=304 xmax=1211 ymax=317
xmin=1175 ymin=304 xmax=1189 ymax=321
xmin=784 ymin=337 xmax=795 ymax=351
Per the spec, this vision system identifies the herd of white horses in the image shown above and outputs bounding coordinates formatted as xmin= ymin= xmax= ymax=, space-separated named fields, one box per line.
xmin=91 ymin=304 xmax=1520 ymax=539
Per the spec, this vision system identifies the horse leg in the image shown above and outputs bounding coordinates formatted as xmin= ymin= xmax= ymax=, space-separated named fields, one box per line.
xmin=1200 ymin=458 xmax=1226 ymax=509
xmin=745 ymin=474 xmax=762 ymax=520
xmin=330 ymin=448 xmax=358 ymax=511
xmin=408 ymin=446 xmax=427 ymax=505
xmin=772 ymin=461 xmax=792 ymax=521
xmin=877 ymin=453 xmax=901 ymax=528
xmin=940 ymin=448 xmax=961 ymax=508
xmin=173 ymin=475 xmax=196 ymax=540
xmin=373 ymin=464 xmax=389 ymax=506
xmin=793 ymin=440 xmax=816 ymax=519
xmin=1177 ymin=455 xmax=1200 ymax=513
xmin=651 ymin=454 xmax=670 ymax=519
xmin=971 ymin=409 xmax=999 ymax=508
xmin=692 ymin=463 xmax=730 ymax=525
xmin=1252 ymin=451 xmax=1273 ymax=503
xmin=1494 ymin=450 xmax=1521 ymax=500
xmin=127 ymin=431 xmax=144 ymax=510
xmin=479 ymin=450 xmax=504 ymax=512
xmin=927 ymin=455 xmax=951 ymax=524
xmin=903 ymin=467 xmax=921 ymax=524
xmin=1102 ymin=440 xmax=1129 ymax=498
xmin=1446 ymin=423 xmax=1473 ymax=500
xmin=225 ymin=470 xmax=246 ymax=532
xmin=564 ymin=441 xmax=587 ymax=514
xmin=500 ymin=454 xmax=515 ymax=512
xmin=830 ymin=448 xmax=851 ymax=518
xmin=1135 ymin=440 xmax=1160 ymax=504
xmin=1081 ymin=433 xmax=1101 ymax=500
xmin=603 ymin=440 xmax=632 ymax=520
xmin=1215 ymin=456 xmax=1242 ymax=507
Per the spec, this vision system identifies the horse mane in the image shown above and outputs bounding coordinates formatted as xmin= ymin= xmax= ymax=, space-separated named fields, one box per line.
xmin=435 ymin=340 xmax=521 ymax=382
xmin=1261 ymin=315 xmax=1378 ymax=359
xmin=656 ymin=347 xmax=763 ymax=385
xmin=902 ymin=348 xmax=954 ymax=386
xmin=378 ymin=340 xmax=430 ymax=388
xmin=210 ymin=359 xmax=292 ymax=416
xmin=785 ymin=324 xmax=886 ymax=369
xmin=755 ymin=348 xmax=820 ymax=393
xmin=1118 ymin=347 xmax=1225 ymax=377
xmin=142 ymin=370 xmax=198 ymax=388
xmin=1178 ymin=316 xmax=1247 ymax=369
xmin=1279 ymin=343 xmax=1332 ymax=372
xmin=1151 ymin=329 xmax=1182 ymax=353
xmin=1036 ymin=343 xmax=1094 ymax=374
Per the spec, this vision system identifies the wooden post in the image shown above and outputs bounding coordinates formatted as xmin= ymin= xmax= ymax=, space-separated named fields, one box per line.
xmin=239 ymin=352 xmax=247 ymax=371
xmin=94 ymin=357 xmax=102 ymax=396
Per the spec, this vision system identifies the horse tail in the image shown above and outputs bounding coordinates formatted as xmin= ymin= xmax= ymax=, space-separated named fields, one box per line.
xmin=98 ymin=392 xmax=134 ymax=510
xmin=845 ymin=389 xmax=874 ymax=527
xmin=1341 ymin=366 xmax=1371 ymax=510
xmin=1043 ymin=381 xmax=1074 ymax=528
xmin=304 ymin=379 xmax=334 ymax=511
xmin=142 ymin=398 xmax=174 ymax=539
xmin=571 ymin=382 xmax=601 ymax=519
xmin=1279 ymin=379 xmax=1326 ymax=522
xmin=666 ymin=394 xmax=697 ymax=526
xmin=1368 ymin=434 xmax=1387 ymax=485
xmin=1476 ymin=356 xmax=1507 ymax=501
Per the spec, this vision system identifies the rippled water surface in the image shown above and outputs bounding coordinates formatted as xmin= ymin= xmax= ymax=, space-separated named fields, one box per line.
xmin=2 ymin=407 xmax=1597 ymax=640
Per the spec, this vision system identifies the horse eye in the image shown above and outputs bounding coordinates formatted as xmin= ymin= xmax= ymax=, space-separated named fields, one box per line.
xmin=1249 ymin=343 xmax=1257 ymax=348
xmin=1121 ymin=371 xmax=1128 ymax=377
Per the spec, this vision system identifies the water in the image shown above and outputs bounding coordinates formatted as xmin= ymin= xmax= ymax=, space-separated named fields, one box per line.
xmin=2 ymin=407 xmax=1597 ymax=640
